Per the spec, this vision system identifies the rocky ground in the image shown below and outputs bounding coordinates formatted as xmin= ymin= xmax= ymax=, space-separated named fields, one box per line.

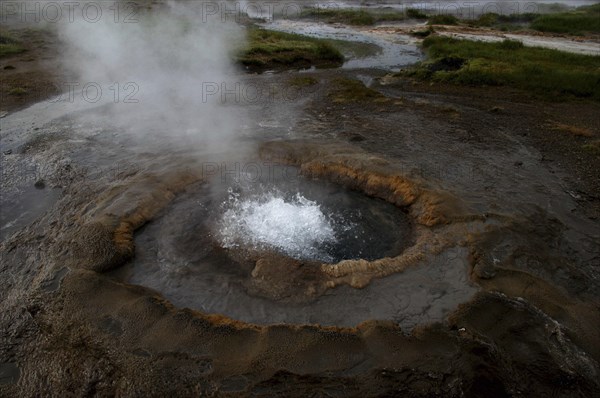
xmin=1 ymin=13 xmax=599 ymax=398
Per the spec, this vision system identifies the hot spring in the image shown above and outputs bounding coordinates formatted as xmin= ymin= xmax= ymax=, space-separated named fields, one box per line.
xmin=213 ymin=165 xmax=411 ymax=263
xmin=111 ymin=163 xmax=478 ymax=327
xmin=218 ymin=191 xmax=342 ymax=263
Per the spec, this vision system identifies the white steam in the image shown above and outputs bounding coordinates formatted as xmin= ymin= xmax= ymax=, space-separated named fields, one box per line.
xmin=58 ymin=1 xmax=245 ymax=149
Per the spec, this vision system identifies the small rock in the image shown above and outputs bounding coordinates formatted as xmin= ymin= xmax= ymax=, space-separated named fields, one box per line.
xmin=473 ymin=260 xmax=496 ymax=279
xmin=34 ymin=180 xmax=45 ymax=189
xmin=566 ymin=190 xmax=581 ymax=200
xmin=4 ymin=65 xmax=16 ymax=70
xmin=0 ymin=362 xmax=21 ymax=385
xmin=348 ymin=133 xmax=365 ymax=142
xmin=3 ymin=149 xmax=12 ymax=155
xmin=514 ymin=160 xmax=523 ymax=167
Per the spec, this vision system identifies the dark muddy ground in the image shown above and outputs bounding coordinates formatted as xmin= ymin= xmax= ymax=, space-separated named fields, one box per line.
xmin=0 ymin=26 xmax=70 ymax=115
xmin=1 ymin=12 xmax=600 ymax=398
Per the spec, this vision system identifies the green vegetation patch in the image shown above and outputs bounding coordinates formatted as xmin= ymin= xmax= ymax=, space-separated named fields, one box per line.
xmin=469 ymin=12 xmax=539 ymax=28
xmin=530 ymin=4 xmax=600 ymax=35
xmin=238 ymin=28 xmax=344 ymax=71
xmin=0 ymin=32 xmax=25 ymax=58
xmin=582 ymin=140 xmax=600 ymax=155
xmin=412 ymin=27 xmax=435 ymax=38
xmin=288 ymin=76 xmax=318 ymax=87
xmin=406 ymin=9 xmax=428 ymax=20
xmin=296 ymin=7 xmax=407 ymax=25
xmin=9 ymin=87 xmax=28 ymax=96
xmin=302 ymin=8 xmax=375 ymax=25
xmin=328 ymin=77 xmax=388 ymax=104
xmin=428 ymin=14 xmax=459 ymax=25
xmin=467 ymin=4 xmax=600 ymax=35
xmin=406 ymin=36 xmax=600 ymax=101
xmin=279 ymin=4 xmax=599 ymax=36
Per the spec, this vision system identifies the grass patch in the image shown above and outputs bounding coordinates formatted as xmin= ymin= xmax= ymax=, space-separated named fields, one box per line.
xmin=303 ymin=8 xmax=375 ymax=25
xmin=296 ymin=7 xmax=406 ymax=25
xmin=238 ymin=28 xmax=343 ymax=71
xmin=328 ymin=77 xmax=387 ymax=104
xmin=530 ymin=4 xmax=600 ymax=35
xmin=412 ymin=27 xmax=435 ymax=38
xmin=549 ymin=122 xmax=594 ymax=137
xmin=582 ymin=140 xmax=600 ymax=155
xmin=428 ymin=14 xmax=459 ymax=25
xmin=455 ymin=4 xmax=599 ymax=35
xmin=407 ymin=9 xmax=428 ymax=20
xmin=9 ymin=87 xmax=28 ymax=96
xmin=469 ymin=12 xmax=539 ymax=28
xmin=0 ymin=32 xmax=25 ymax=58
xmin=292 ymin=7 xmax=477 ymax=27
xmin=288 ymin=76 xmax=318 ymax=87
xmin=406 ymin=36 xmax=600 ymax=101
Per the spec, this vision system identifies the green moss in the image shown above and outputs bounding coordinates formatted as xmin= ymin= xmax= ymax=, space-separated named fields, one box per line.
xmin=471 ymin=12 xmax=539 ymax=28
xmin=288 ymin=76 xmax=318 ymax=87
xmin=406 ymin=9 xmax=428 ymax=20
xmin=296 ymin=7 xmax=406 ymax=26
xmin=328 ymin=77 xmax=387 ymax=103
xmin=474 ymin=13 xmax=499 ymax=27
xmin=530 ymin=4 xmax=600 ymax=35
xmin=9 ymin=87 xmax=28 ymax=96
xmin=299 ymin=8 xmax=371 ymax=25
xmin=237 ymin=28 xmax=344 ymax=70
xmin=412 ymin=27 xmax=435 ymax=38
xmin=582 ymin=141 xmax=600 ymax=155
xmin=498 ymin=39 xmax=524 ymax=50
xmin=428 ymin=14 xmax=459 ymax=25
xmin=455 ymin=4 xmax=599 ymax=35
xmin=453 ymin=5 xmax=600 ymax=35
xmin=0 ymin=33 xmax=25 ymax=58
xmin=405 ymin=36 xmax=600 ymax=101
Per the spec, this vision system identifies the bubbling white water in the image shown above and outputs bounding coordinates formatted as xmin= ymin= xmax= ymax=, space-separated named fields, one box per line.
xmin=218 ymin=191 xmax=342 ymax=262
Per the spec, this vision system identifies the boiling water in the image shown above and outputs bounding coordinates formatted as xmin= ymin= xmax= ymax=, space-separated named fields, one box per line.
xmin=219 ymin=191 xmax=343 ymax=262
xmin=207 ymin=165 xmax=411 ymax=262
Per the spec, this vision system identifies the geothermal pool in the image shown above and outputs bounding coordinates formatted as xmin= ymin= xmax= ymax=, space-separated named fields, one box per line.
xmin=110 ymin=164 xmax=476 ymax=327
xmin=215 ymin=165 xmax=411 ymax=263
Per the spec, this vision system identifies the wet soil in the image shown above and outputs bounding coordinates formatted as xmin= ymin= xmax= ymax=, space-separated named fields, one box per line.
xmin=1 ymin=15 xmax=600 ymax=398
xmin=0 ymin=26 xmax=71 ymax=114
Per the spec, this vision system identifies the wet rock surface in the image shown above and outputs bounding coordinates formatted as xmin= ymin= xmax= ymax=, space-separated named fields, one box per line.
xmin=1 ymin=33 xmax=600 ymax=398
